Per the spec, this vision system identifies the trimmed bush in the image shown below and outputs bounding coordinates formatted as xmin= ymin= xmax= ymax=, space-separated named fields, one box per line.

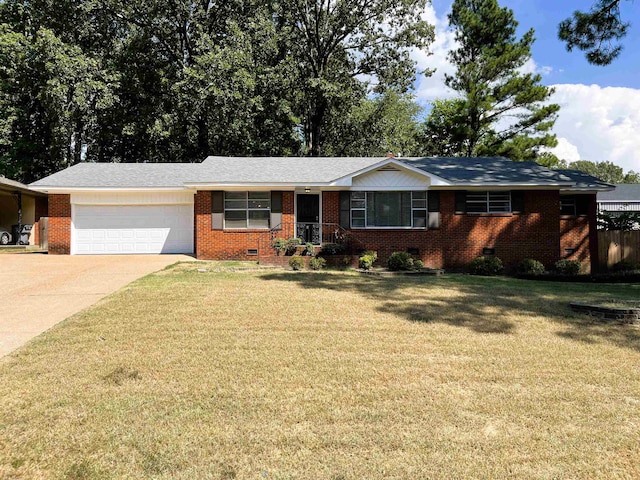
xmin=272 ymin=237 xmax=287 ymax=255
xmin=554 ymin=259 xmax=581 ymax=276
xmin=361 ymin=250 xmax=378 ymax=262
xmin=517 ymin=258 xmax=545 ymax=276
xmin=304 ymin=243 xmax=315 ymax=256
xmin=309 ymin=257 xmax=327 ymax=270
xmin=288 ymin=255 xmax=305 ymax=271
xmin=612 ymin=260 xmax=640 ymax=272
xmin=388 ymin=251 xmax=414 ymax=271
xmin=359 ymin=254 xmax=375 ymax=270
xmin=286 ymin=237 xmax=302 ymax=255
xmin=469 ymin=256 xmax=504 ymax=276
xmin=319 ymin=243 xmax=347 ymax=255
xmin=413 ymin=260 xmax=424 ymax=270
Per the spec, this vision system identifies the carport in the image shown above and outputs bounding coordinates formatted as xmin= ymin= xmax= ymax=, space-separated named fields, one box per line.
xmin=0 ymin=177 xmax=48 ymax=246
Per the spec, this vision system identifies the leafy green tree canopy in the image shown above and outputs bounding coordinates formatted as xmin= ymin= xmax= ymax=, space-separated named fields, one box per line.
xmin=423 ymin=0 xmax=560 ymax=163
xmin=559 ymin=0 xmax=630 ymax=65
xmin=567 ymin=160 xmax=640 ymax=184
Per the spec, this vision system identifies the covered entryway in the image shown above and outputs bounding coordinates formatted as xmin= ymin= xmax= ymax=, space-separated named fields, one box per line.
xmin=71 ymin=192 xmax=194 ymax=254
xmin=296 ymin=193 xmax=321 ymax=244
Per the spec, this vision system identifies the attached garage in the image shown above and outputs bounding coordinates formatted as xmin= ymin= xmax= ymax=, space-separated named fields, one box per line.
xmin=71 ymin=192 xmax=194 ymax=255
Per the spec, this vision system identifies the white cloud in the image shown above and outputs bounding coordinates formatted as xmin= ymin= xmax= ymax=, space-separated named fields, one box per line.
xmin=550 ymin=137 xmax=581 ymax=163
xmin=549 ymin=84 xmax=640 ymax=172
xmin=411 ymin=5 xmax=458 ymax=103
xmin=411 ymin=6 xmax=640 ymax=174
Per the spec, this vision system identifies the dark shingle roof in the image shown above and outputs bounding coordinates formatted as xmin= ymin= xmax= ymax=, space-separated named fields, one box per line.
xmin=406 ymin=157 xmax=573 ymax=185
xmin=599 ymin=184 xmax=640 ymax=201
xmin=555 ymin=169 xmax=615 ymax=190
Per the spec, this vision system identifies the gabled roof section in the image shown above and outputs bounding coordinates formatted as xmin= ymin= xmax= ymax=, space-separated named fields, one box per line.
xmin=30 ymin=162 xmax=200 ymax=190
xmin=331 ymin=158 xmax=451 ymax=187
xmin=598 ymin=184 xmax=640 ymax=201
xmin=194 ymin=156 xmax=383 ymax=185
xmin=28 ymin=156 xmax=606 ymax=191
xmin=555 ymin=169 xmax=615 ymax=192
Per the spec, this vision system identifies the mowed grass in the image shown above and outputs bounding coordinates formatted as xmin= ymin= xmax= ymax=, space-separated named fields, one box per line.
xmin=1 ymin=267 xmax=639 ymax=479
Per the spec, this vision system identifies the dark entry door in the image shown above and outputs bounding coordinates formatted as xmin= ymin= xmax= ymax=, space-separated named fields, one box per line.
xmin=296 ymin=194 xmax=320 ymax=244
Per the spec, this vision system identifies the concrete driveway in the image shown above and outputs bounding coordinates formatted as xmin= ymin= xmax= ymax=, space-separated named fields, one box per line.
xmin=0 ymin=254 xmax=192 ymax=357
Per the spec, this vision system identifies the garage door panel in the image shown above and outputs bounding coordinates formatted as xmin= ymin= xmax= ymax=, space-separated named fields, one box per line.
xmin=72 ymin=203 xmax=193 ymax=255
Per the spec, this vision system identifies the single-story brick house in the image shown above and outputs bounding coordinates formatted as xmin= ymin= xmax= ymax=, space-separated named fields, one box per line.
xmin=30 ymin=156 xmax=613 ymax=271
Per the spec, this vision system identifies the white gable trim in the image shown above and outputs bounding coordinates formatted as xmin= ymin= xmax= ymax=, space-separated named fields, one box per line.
xmin=329 ymin=158 xmax=452 ymax=187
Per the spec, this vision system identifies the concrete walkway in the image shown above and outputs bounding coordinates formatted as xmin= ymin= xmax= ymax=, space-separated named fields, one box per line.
xmin=0 ymin=254 xmax=192 ymax=357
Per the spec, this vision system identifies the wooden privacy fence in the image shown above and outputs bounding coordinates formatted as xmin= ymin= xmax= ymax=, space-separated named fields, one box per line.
xmin=598 ymin=230 xmax=640 ymax=269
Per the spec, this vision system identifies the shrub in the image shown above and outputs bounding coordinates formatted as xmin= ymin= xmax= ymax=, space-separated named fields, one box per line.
xmin=361 ymin=250 xmax=378 ymax=262
xmin=359 ymin=254 xmax=375 ymax=270
xmin=319 ymin=243 xmax=347 ymax=255
xmin=554 ymin=259 xmax=581 ymax=276
xmin=469 ymin=256 xmax=504 ymax=276
xmin=288 ymin=255 xmax=305 ymax=271
xmin=413 ymin=260 xmax=425 ymax=270
xmin=304 ymin=242 xmax=315 ymax=256
xmin=612 ymin=259 xmax=640 ymax=272
xmin=272 ymin=237 xmax=287 ymax=255
xmin=388 ymin=251 xmax=414 ymax=271
xmin=517 ymin=258 xmax=545 ymax=276
xmin=286 ymin=237 xmax=302 ymax=255
xmin=309 ymin=257 xmax=327 ymax=270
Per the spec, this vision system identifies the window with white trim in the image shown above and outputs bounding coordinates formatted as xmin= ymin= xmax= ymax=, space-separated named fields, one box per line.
xmin=466 ymin=191 xmax=511 ymax=213
xmin=224 ymin=192 xmax=271 ymax=228
xmin=350 ymin=191 xmax=427 ymax=228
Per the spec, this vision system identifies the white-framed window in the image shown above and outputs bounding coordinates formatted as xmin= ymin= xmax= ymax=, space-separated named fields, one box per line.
xmin=560 ymin=196 xmax=576 ymax=216
xmin=224 ymin=192 xmax=271 ymax=229
xmin=466 ymin=191 xmax=511 ymax=213
xmin=350 ymin=191 xmax=427 ymax=228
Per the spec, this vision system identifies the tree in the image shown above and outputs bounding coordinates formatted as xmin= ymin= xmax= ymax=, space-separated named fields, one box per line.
xmin=420 ymin=98 xmax=467 ymax=157
xmin=278 ymin=0 xmax=435 ymax=156
xmin=322 ymin=90 xmax=423 ymax=157
xmin=559 ymin=0 xmax=630 ymax=66
xmin=0 ymin=25 xmax=117 ymax=182
xmin=567 ymin=160 xmax=640 ymax=183
xmin=432 ymin=0 xmax=560 ymax=162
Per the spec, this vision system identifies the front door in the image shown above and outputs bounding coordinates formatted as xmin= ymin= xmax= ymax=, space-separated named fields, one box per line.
xmin=296 ymin=194 xmax=320 ymax=244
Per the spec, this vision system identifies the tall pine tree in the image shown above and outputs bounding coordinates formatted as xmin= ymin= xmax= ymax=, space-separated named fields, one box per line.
xmin=434 ymin=0 xmax=560 ymax=162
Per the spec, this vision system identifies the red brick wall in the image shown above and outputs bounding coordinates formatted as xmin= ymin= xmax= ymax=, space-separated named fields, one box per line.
xmin=559 ymin=194 xmax=597 ymax=273
xmin=323 ymin=190 xmax=569 ymax=270
xmin=48 ymin=194 xmax=71 ymax=254
xmin=196 ymin=191 xmax=295 ymax=260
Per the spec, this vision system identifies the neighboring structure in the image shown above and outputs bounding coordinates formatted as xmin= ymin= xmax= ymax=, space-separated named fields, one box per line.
xmin=597 ymin=184 xmax=640 ymax=218
xmin=30 ymin=156 xmax=613 ymax=271
xmin=0 ymin=176 xmax=49 ymax=246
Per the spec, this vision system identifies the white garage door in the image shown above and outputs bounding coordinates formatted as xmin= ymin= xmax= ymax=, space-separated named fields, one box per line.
xmin=72 ymin=204 xmax=194 ymax=254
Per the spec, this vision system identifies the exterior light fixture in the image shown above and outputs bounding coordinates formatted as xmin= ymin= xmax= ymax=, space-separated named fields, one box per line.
xmin=305 ymin=187 xmax=310 ymax=193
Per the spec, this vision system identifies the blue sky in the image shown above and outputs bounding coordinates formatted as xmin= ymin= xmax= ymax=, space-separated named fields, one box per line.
xmin=416 ymin=1 xmax=640 ymax=172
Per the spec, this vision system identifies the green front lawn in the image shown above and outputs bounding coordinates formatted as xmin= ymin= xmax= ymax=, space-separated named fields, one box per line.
xmin=1 ymin=267 xmax=639 ymax=479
